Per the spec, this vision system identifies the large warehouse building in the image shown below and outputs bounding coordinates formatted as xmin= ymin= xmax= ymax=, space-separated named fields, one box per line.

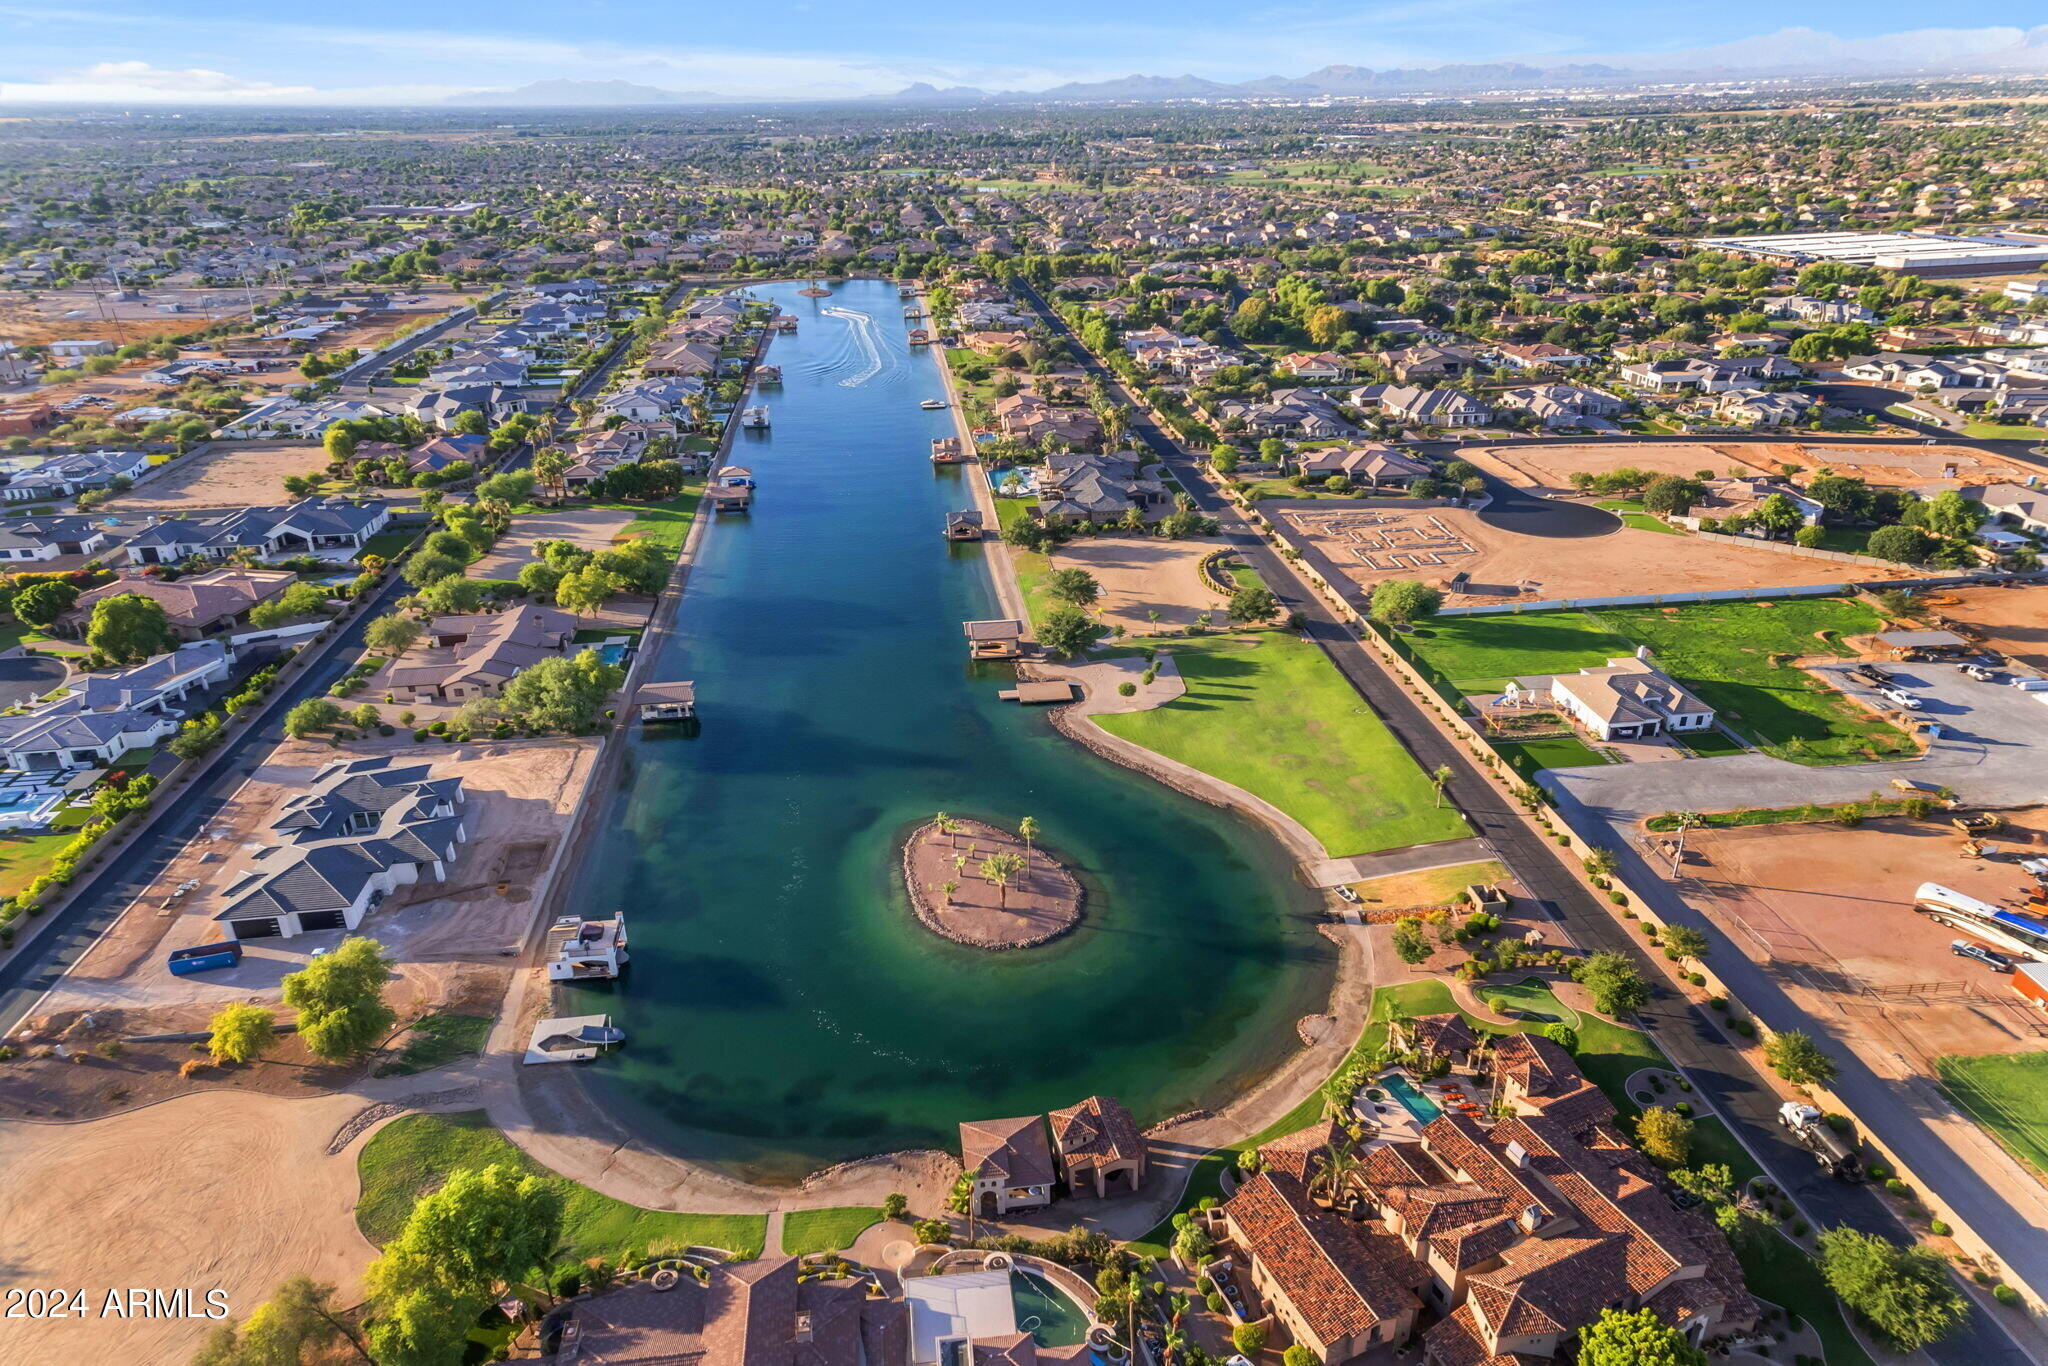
xmin=1693 ymin=230 xmax=2048 ymax=277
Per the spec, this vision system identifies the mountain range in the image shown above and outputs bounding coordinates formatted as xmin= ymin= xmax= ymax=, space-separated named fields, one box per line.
xmin=443 ymin=79 xmax=737 ymax=106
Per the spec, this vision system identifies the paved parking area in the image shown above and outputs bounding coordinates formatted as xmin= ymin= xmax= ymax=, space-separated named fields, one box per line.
xmin=1548 ymin=662 xmax=2048 ymax=819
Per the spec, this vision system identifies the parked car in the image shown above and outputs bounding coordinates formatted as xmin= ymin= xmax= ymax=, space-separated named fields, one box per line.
xmin=1878 ymin=686 xmax=1923 ymax=709
xmin=1952 ymin=939 xmax=2011 ymax=972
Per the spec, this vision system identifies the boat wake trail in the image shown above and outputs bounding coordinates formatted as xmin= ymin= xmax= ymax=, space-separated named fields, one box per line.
xmin=821 ymin=305 xmax=885 ymax=387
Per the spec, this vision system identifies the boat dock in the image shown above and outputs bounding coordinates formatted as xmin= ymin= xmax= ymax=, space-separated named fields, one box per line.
xmin=524 ymin=1013 xmax=626 ymax=1064
xmin=999 ymin=681 xmax=1075 ymax=705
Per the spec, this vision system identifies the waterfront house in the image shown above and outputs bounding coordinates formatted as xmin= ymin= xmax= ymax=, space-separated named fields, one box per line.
xmin=963 ymin=619 xmax=1024 ymax=660
xmin=1036 ymin=452 xmax=1171 ymax=525
xmin=959 ymin=1115 xmax=1055 ymax=1217
xmin=384 ymin=606 xmax=580 ymax=705
xmin=550 ymin=1256 xmax=909 ymax=1366
xmin=1049 ymin=1095 xmax=1145 ymax=1198
xmin=213 ymin=757 xmax=466 ymax=940
xmin=1389 ymin=1013 xmax=1479 ymax=1068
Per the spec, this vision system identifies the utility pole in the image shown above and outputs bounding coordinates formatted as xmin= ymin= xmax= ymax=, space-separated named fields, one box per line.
xmin=1668 ymin=811 xmax=1702 ymax=879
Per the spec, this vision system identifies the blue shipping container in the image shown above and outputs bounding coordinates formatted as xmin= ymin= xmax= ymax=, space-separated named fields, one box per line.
xmin=167 ymin=942 xmax=242 ymax=976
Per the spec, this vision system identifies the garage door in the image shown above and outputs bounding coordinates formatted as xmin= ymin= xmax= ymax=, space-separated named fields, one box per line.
xmin=229 ymin=917 xmax=280 ymax=940
xmin=296 ymin=910 xmax=348 ymax=933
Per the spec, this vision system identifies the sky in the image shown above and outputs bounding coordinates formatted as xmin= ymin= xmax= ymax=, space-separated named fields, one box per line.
xmin=0 ymin=2 xmax=2042 ymax=104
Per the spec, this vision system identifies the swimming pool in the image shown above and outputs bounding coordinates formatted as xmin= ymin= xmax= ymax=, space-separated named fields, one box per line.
xmin=1381 ymin=1071 xmax=1442 ymax=1124
xmin=984 ymin=466 xmax=1038 ymax=498
xmin=596 ymin=641 xmax=630 ymax=667
xmin=1010 ymin=1270 xmax=1090 ymax=1347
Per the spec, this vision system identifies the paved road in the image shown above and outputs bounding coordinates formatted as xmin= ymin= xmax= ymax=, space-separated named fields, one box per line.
xmin=1014 ymin=280 xmax=2034 ymax=1365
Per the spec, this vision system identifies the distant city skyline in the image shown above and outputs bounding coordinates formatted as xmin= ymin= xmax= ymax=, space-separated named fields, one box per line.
xmin=0 ymin=3 xmax=2042 ymax=104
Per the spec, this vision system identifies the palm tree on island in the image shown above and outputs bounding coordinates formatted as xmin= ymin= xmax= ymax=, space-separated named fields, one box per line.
xmin=1018 ymin=816 xmax=1039 ymax=854
xmin=981 ymin=851 xmax=1025 ymax=910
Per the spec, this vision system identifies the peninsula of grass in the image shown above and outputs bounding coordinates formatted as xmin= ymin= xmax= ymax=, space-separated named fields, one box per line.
xmin=1404 ymin=598 xmax=1912 ymax=764
xmin=781 ymin=1206 xmax=886 ymax=1257
xmin=374 ymin=1012 xmax=491 ymax=1077
xmin=1095 ymin=632 xmax=1471 ymax=858
xmin=592 ymin=480 xmax=704 ymax=555
xmin=1934 ymin=1052 xmax=2048 ymax=1178
xmin=358 ymin=1111 xmax=766 ymax=1261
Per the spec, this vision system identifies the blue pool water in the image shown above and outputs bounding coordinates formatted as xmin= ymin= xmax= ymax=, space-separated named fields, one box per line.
xmin=597 ymin=642 xmax=629 ymax=667
xmin=1382 ymin=1071 xmax=1442 ymax=1124
xmin=984 ymin=466 xmax=1036 ymax=497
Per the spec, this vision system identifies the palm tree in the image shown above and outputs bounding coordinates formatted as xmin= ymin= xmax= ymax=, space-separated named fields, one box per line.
xmin=1306 ymin=1136 xmax=1360 ymax=1209
xmin=1432 ymin=765 xmax=1454 ymax=808
xmin=1018 ymin=816 xmax=1039 ymax=854
xmin=940 ymin=880 xmax=959 ymax=908
xmin=981 ymin=851 xmax=1026 ymax=910
xmin=934 ymin=810 xmax=958 ymax=848
xmin=1583 ymin=847 xmax=1619 ymax=879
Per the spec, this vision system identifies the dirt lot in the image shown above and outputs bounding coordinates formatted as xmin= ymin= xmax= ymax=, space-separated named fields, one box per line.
xmin=0 ymin=286 xmax=279 ymax=347
xmin=1276 ymin=504 xmax=1906 ymax=605
xmin=1469 ymin=440 xmax=2021 ymax=495
xmin=1684 ymin=813 xmax=2048 ymax=1063
xmin=36 ymin=737 xmax=599 ymax=1018
xmin=1046 ymin=536 xmax=1236 ymax=633
xmin=467 ymin=506 xmax=638 ymax=579
xmin=1937 ymin=585 xmax=2048 ymax=672
xmin=99 ymin=439 xmax=323 ymax=514
xmin=0 ymin=1088 xmax=376 ymax=1364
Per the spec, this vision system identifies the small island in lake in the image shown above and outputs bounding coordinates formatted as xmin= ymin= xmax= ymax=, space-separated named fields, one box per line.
xmin=902 ymin=815 xmax=1085 ymax=949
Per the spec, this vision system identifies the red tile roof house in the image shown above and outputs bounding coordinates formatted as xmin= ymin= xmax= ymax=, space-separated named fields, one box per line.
xmin=549 ymin=1253 xmax=908 ymax=1366
xmin=960 ymin=1115 xmax=1055 ymax=1217
xmin=56 ymin=568 xmax=298 ymax=642
xmin=1389 ymin=1013 xmax=1481 ymax=1068
xmin=383 ymin=605 xmax=580 ymax=705
xmin=1214 ymin=1045 xmax=1756 ymax=1366
xmin=1049 ymin=1095 xmax=1145 ymax=1198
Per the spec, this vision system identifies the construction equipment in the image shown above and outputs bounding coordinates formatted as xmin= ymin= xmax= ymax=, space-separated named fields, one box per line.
xmin=1960 ymin=838 xmax=1991 ymax=859
xmin=1779 ymin=1103 xmax=1863 ymax=1182
xmin=1954 ymin=813 xmax=2006 ymax=834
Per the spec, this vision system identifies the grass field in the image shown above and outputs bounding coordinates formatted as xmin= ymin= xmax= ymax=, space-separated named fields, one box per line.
xmin=1963 ymin=419 xmax=2048 ymax=440
xmin=1595 ymin=498 xmax=1685 ymax=535
xmin=1935 ymin=1052 xmax=2048 ymax=1178
xmin=0 ymin=831 xmax=76 ymax=902
xmin=357 ymin=1111 xmax=767 ymax=1261
xmin=1096 ymin=632 xmax=1471 ymax=858
xmin=1477 ymin=977 xmax=1582 ymax=1028
xmin=592 ymin=481 xmax=703 ymax=555
xmin=780 ymin=1206 xmax=886 ymax=1256
xmin=1493 ymin=735 xmax=1614 ymax=776
xmin=1405 ymin=599 xmax=1912 ymax=764
xmin=1350 ymin=858 xmax=1508 ymax=909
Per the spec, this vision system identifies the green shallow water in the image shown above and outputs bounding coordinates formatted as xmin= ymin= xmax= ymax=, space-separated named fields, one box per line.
xmin=563 ymin=279 xmax=1334 ymax=1183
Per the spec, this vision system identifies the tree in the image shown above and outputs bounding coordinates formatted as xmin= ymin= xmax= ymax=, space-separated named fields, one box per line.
xmin=1542 ymin=1022 xmax=1578 ymax=1053
xmin=248 ymin=581 xmax=331 ymax=630
xmin=981 ymin=850 xmax=1026 ymax=909
xmin=1038 ymin=606 xmax=1101 ymax=659
xmin=533 ymin=447 xmax=572 ymax=497
xmin=366 ymin=614 xmax=422 ymax=656
xmin=1764 ymin=1029 xmax=1838 ymax=1086
xmin=1815 ymin=1228 xmax=1970 ymax=1352
xmin=518 ymin=560 xmax=565 ymax=599
xmin=1283 ymin=1348 xmax=1318 ymax=1366
xmin=1581 ymin=951 xmax=1652 ymax=1016
xmin=1392 ymin=916 xmax=1432 ymax=965
xmin=204 ymin=1274 xmax=372 ymax=1366
xmin=1753 ymin=493 xmax=1806 ymax=539
xmin=417 ymin=575 xmax=488 ymax=616
xmin=883 ymin=1192 xmax=910 ymax=1221
xmin=1045 ymin=567 xmax=1101 ymax=609
xmin=1922 ymin=489 xmax=1984 ymax=542
xmin=1431 ymin=764 xmax=1453 ymax=808
xmin=12 ymin=579 xmax=78 ymax=628
xmin=351 ymin=703 xmax=381 ymax=731
xmin=280 ymin=936 xmax=395 ymax=1061
xmin=555 ymin=564 xmax=625 ymax=616
xmin=1229 ymin=584 xmax=1279 ymax=624
xmin=451 ymin=409 xmax=489 ymax=436
xmin=1634 ymin=1105 xmax=1693 ymax=1167
xmin=1576 ymin=1307 xmax=1708 ymax=1366
xmin=401 ymin=549 xmax=464 ymax=589
xmin=1370 ymin=578 xmax=1441 ymax=627
xmin=1018 ymin=816 xmax=1039 ymax=852
xmin=207 ymin=1002 xmax=276 ymax=1066
xmin=323 ymin=427 xmax=358 ymax=466
xmin=1662 ymin=925 xmax=1710 ymax=961
xmin=496 ymin=649 xmax=625 ymax=732
xmin=1641 ymin=475 xmax=1706 ymax=516
xmin=86 ymin=592 xmax=176 ymax=664
xmin=1231 ymin=1322 xmax=1268 ymax=1358
xmin=284 ymin=697 xmax=344 ymax=738
xmin=1808 ymin=474 xmax=1876 ymax=521
xmin=475 ymin=469 xmax=536 ymax=505
xmin=1866 ymin=524 xmax=1931 ymax=564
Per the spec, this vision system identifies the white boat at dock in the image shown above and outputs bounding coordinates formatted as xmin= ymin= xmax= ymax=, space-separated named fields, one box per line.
xmin=920 ymin=398 xmax=948 ymax=410
xmin=740 ymin=406 xmax=771 ymax=428
xmin=545 ymin=914 xmax=630 ymax=982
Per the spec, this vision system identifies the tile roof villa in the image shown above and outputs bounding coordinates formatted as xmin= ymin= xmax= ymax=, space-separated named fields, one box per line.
xmin=1049 ymin=1095 xmax=1145 ymax=1198
xmin=959 ymin=1115 xmax=1056 ymax=1216
xmin=384 ymin=605 xmax=581 ymax=704
xmin=213 ymin=755 xmax=466 ymax=940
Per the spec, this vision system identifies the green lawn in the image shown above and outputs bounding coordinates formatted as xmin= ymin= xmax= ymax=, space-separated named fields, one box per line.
xmin=1493 ymin=735 xmax=1614 ymax=777
xmin=1595 ymin=499 xmax=1686 ymax=535
xmin=357 ymin=1111 xmax=767 ymax=1261
xmin=374 ymin=1012 xmax=491 ymax=1078
xmin=1477 ymin=976 xmax=1582 ymax=1028
xmin=358 ymin=530 xmax=419 ymax=563
xmin=1813 ymin=526 xmax=1871 ymax=556
xmin=1405 ymin=599 xmax=1914 ymax=764
xmin=1962 ymin=419 xmax=2048 ymax=440
xmin=780 ymin=1206 xmax=886 ymax=1257
xmin=1095 ymin=633 xmax=1471 ymax=858
xmin=1676 ymin=727 xmax=1752 ymax=757
xmin=0 ymin=831 xmax=76 ymax=901
xmin=589 ymin=482 xmax=704 ymax=555
xmin=1935 ymin=1052 xmax=2048 ymax=1179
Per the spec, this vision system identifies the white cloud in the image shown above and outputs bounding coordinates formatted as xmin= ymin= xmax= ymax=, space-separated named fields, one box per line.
xmin=0 ymin=60 xmax=314 ymax=101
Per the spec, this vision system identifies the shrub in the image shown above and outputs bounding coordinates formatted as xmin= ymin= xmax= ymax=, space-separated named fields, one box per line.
xmin=1117 ymin=681 xmax=1137 ymax=697
xmin=1929 ymin=1219 xmax=1951 ymax=1237
xmin=1994 ymin=1285 xmax=2022 ymax=1308
xmin=912 ymin=1219 xmax=951 ymax=1246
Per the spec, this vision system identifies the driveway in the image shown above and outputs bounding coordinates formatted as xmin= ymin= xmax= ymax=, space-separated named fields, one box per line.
xmin=0 ymin=653 xmax=65 ymax=709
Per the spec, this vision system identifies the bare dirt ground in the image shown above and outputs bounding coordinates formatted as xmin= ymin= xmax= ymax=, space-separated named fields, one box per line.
xmin=36 ymin=738 xmax=598 ymax=1017
xmin=1048 ymin=536 xmax=1235 ymax=633
xmin=1469 ymin=440 xmax=2023 ymax=496
xmin=1276 ymin=504 xmax=1905 ymax=605
xmin=1938 ymin=585 xmax=2048 ymax=672
xmin=1684 ymin=812 xmax=2048 ymax=1062
xmin=467 ymin=506 xmax=637 ymax=579
xmin=100 ymin=439 xmax=322 ymax=514
xmin=0 ymin=1088 xmax=375 ymax=1365
xmin=0 ymin=286 xmax=276 ymax=346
